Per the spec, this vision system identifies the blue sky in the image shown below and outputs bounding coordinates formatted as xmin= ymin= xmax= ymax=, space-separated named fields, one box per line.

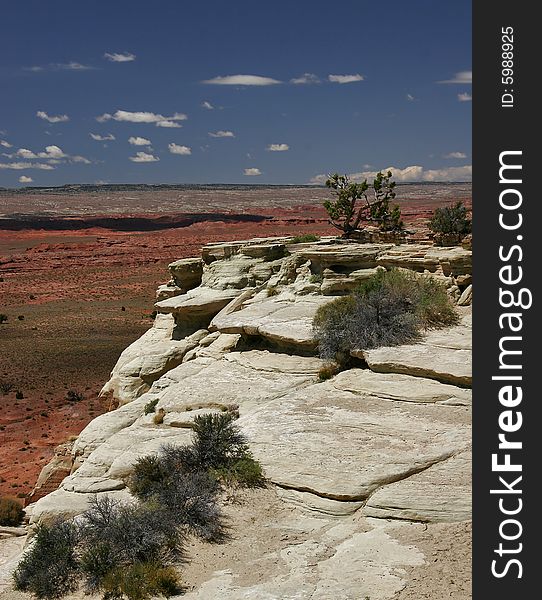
xmin=0 ymin=0 xmax=471 ymax=187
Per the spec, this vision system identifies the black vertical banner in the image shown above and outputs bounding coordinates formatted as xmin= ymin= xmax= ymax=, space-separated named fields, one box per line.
xmin=473 ymin=1 xmax=538 ymax=597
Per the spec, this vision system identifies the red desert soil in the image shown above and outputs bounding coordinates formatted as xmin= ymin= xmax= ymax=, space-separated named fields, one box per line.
xmin=0 ymin=185 xmax=471 ymax=500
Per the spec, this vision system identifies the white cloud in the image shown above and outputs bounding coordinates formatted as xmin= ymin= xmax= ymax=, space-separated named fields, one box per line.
xmin=458 ymin=92 xmax=472 ymax=102
xmin=310 ymin=164 xmax=472 ymax=184
xmin=202 ymin=74 xmax=281 ymax=86
xmin=406 ymin=94 xmax=415 ymax=101
xmin=0 ymin=140 xmax=12 ymax=148
xmin=444 ymin=151 xmax=467 ymax=159
xmin=209 ymin=130 xmax=235 ymax=138
xmin=290 ymin=73 xmax=320 ymax=84
xmin=41 ymin=145 xmax=66 ymax=158
xmin=71 ymin=155 xmax=91 ymax=164
xmin=128 ymin=136 xmax=152 ymax=146
xmin=36 ymin=111 xmax=69 ymax=123
xmin=97 ymin=110 xmax=187 ymax=127
xmin=168 ymin=143 xmax=192 ymax=155
xmin=438 ymin=70 xmax=472 ymax=84
xmin=155 ymin=120 xmax=183 ymax=128
xmin=267 ymin=143 xmax=289 ymax=152
xmin=90 ymin=133 xmax=115 ymax=141
xmin=104 ymin=52 xmax=136 ymax=62
xmin=129 ymin=151 xmax=159 ymax=163
xmin=201 ymin=101 xmax=214 ymax=110
xmin=19 ymin=175 xmax=33 ymax=183
xmin=15 ymin=148 xmax=37 ymax=159
xmin=55 ymin=62 xmax=95 ymax=71
xmin=0 ymin=162 xmax=55 ymax=170
xmin=328 ymin=74 xmax=364 ymax=84
xmin=244 ymin=168 xmax=262 ymax=176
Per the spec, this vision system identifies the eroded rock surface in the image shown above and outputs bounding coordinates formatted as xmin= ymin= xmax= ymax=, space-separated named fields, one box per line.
xmin=21 ymin=237 xmax=472 ymax=600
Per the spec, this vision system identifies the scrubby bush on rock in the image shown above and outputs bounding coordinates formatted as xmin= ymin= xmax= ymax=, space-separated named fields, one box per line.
xmin=14 ymin=497 xmax=184 ymax=600
xmin=429 ymin=200 xmax=471 ymax=242
xmin=313 ymin=269 xmax=459 ymax=362
xmin=13 ymin=519 xmax=80 ymax=599
xmin=0 ymin=496 xmax=24 ymax=526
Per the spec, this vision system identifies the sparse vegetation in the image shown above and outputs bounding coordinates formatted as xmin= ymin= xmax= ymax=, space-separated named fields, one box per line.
xmin=288 ymin=234 xmax=321 ymax=244
xmin=323 ymin=171 xmax=403 ymax=237
xmin=15 ymin=390 xmax=24 ymax=400
xmin=14 ymin=402 xmax=263 ymax=599
xmin=313 ymin=269 xmax=459 ymax=362
xmin=309 ymin=273 xmax=323 ymax=284
xmin=144 ymin=398 xmax=159 ymax=415
xmin=266 ymin=285 xmax=279 ymax=297
xmin=0 ymin=497 xmax=25 ymax=526
xmin=428 ymin=201 xmax=471 ymax=236
xmin=0 ymin=313 xmax=8 ymax=324
xmin=66 ymin=390 xmax=84 ymax=403
xmin=0 ymin=381 xmax=15 ymax=394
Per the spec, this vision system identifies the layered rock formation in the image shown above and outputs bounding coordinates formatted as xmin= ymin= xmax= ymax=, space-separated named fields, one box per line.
xmin=17 ymin=237 xmax=473 ymax=598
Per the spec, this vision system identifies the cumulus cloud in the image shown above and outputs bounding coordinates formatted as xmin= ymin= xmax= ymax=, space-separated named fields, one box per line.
xmin=97 ymin=110 xmax=187 ymax=128
xmin=168 ymin=143 xmax=192 ymax=155
xmin=267 ymin=143 xmax=289 ymax=152
xmin=36 ymin=111 xmax=69 ymax=123
xmin=90 ymin=133 xmax=115 ymax=141
xmin=458 ymin=92 xmax=472 ymax=102
xmin=310 ymin=164 xmax=472 ymax=184
xmin=328 ymin=74 xmax=364 ymax=84
xmin=11 ymin=144 xmax=91 ymax=165
xmin=104 ymin=52 xmax=136 ymax=62
xmin=244 ymin=168 xmax=262 ymax=176
xmin=0 ymin=140 xmax=13 ymax=148
xmin=19 ymin=175 xmax=33 ymax=183
xmin=438 ymin=70 xmax=472 ymax=84
xmin=201 ymin=101 xmax=214 ymax=110
xmin=155 ymin=120 xmax=183 ymax=128
xmin=444 ymin=151 xmax=467 ymax=159
xmin=0 ymin=162 xmax=55 ymax=170
xmin=128 ymin=136 xmax=152 ymax=146
xmin=202 ymin=74 xmax=281 ymax=86
xmin=290 ymin=73 xmax=320 ymax=84
xmin=129 ymin=151 xmax=159 ymax=163
xmin=208 ymin=130 xmax=235 ymax=138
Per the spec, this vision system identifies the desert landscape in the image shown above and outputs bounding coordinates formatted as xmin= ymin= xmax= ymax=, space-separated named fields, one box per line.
xmin=0 ymin=183 xmax=471 ymax=500
xmin=0 ymin=183 xmax=472 ymax=600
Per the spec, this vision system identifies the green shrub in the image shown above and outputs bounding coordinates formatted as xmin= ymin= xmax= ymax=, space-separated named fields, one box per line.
xmin=13 ymin=520 xmax=80 ymax=599
xmin=212 ymin=457 xmax=266 ymax=488
xmin=0 ymin=381 xmax=14 ymax=394
xmin=289 ymin=234 xmax=320 ymax=244
xmin=0 ymin=497 xmax=24 ymax=526
xmin=313 ymin=269 xmax=459 ymax=360
xmin=428 ymin=201 xmax=471 ymax=235
xmin=309 ymin=274 xmax=323 ymax=284
xmin=144 ymin=398 xmax=159 ymax=415
xmin=101 ymin=562 xmax=180 ymax=600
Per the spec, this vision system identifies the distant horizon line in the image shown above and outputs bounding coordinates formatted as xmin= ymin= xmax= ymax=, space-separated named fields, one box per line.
xmin=1 ymin=181 xmax=473 ymax=192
